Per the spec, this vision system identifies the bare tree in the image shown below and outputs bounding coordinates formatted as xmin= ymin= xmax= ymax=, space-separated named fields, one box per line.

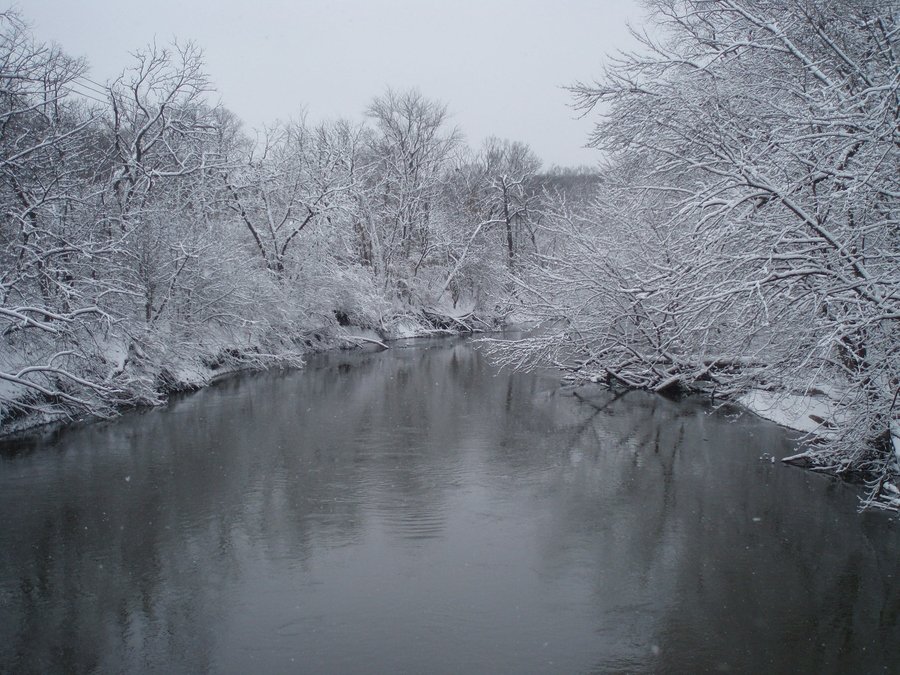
xmin=0 ymin=12 xmax=128 ymax=423
xmin=98 ymin=40 xmax=232 ymax=329
xmin=480 ymin=137 xmax=542 ymax=268
xmin=222 ymin=117 xmax=355 ymax=277
xmin=496 ymin=0 xmax=899 ymax=505
xmin=364 ymin=88 xmax=461 ymax=300
xmin=434 ymin=139 xmax=542 ymax=314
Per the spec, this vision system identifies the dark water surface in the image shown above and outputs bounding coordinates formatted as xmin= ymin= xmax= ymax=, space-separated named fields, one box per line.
xmin=1 ymin=339 xmax=897 ymax=674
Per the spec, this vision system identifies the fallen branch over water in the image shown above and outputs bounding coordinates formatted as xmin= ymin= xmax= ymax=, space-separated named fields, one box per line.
xmin=339 ymin=334 xmax=390 ymax=350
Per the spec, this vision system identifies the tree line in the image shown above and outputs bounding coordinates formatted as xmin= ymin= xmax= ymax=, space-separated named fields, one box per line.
xmin=496 ymin=0 xmax=898 ymax=508
xmin=1 ymin=9 xmax=588 ymax=428
xmin=4 ymin=1 xmax=897 ymax=509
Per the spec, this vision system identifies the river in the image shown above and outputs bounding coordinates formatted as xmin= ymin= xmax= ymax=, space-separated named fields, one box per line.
xmin=0 ymin=338 xmax=897 ymax=673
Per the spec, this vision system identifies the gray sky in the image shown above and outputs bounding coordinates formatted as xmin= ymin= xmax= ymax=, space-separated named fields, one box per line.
xmin=22 ymin=0 xmax=646 ymax=167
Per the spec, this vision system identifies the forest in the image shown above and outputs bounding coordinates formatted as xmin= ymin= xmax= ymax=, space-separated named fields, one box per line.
xmin=1 ymin=1 xmax=897 ymax=508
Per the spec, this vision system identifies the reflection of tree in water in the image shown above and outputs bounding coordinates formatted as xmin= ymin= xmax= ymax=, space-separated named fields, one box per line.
xmin=1 ymin=431 xmax=222 ymax=673
xmin=0 ymin=340 xmax=490 ymax=672
xmin=0 ymin=362 xmax=374 ymax=672
xmin=306 ymin=341 xmax=483 ymax=542
xmin=1 ymin=340 xmax=897 ymax=673
xmin=503 ymin=383 xmax=900 ymax=673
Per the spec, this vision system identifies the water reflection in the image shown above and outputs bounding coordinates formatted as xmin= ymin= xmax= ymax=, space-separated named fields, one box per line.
xmin=0 ymin=339 xmax=897 ymax=673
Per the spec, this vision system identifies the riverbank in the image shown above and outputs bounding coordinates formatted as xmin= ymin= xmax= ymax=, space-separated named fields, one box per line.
xmin=0 ymin=308 xmax=500 ymax=440
xmin=738 ymin=387 xmax=900 ymax=511
xmin=551 ymin=357 xmax=900 ymax=512
xmin=3 ymin=338 xmax=896 ymax=674
xmin=7 ymin=322 xmax=897 ymax=514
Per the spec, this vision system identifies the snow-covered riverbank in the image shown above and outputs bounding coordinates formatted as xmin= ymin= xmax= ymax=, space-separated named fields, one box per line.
xmin=739 ymin=388 xmax=900 ymax=511
xmin=0 ymin=309 xmax=497 ymax=439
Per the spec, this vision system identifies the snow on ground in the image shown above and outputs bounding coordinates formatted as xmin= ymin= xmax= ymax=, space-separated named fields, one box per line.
xmin=738 ymin=389 xmax=843 ymax=435
xmin=0 ymin=377 xmax=23 ymax=410
xmin=741 ymin=386 xmax=900 ymax=509
xmin=893 ymin=421 xmax=900 ymax=469
xmin=503 ymin=309 xmax=539 ymax=326
xmin=427 ymin=295 xmax=476 ymax=319
xmin=337 ymin=327 xmax=389 ymax=349
xmin=389 ymin=318 xmax=425 ymax=339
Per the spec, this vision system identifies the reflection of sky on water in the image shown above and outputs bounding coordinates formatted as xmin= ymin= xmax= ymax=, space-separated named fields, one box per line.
xmin=1 ymin=340 xmax=897 ymax=673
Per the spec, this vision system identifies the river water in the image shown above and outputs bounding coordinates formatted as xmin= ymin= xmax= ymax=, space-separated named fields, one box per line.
xmin=0 ymin=338 xmax=897 ymax=673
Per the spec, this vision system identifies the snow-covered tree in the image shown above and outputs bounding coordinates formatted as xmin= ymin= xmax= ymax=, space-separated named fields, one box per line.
xmin=363 ymin=88 xmax=461 ymax=302
xmin=496 ymin=0 xmax=899 ymax=505
xmin=0 ymin=11 xmax=122 ymax=422
xmin=0 ymin=15 xmax=546 ymax=430
xmin=434 ymin=138 xmax=543 ymax=315
xmin=222 ymin=117 xmax=356 ymax=277
xmin=479 ymin=137 xmax=542 ymax=268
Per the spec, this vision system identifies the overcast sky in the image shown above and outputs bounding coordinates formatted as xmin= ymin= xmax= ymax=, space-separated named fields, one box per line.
xmin=21 ymin=0 xmax=647 ymax=167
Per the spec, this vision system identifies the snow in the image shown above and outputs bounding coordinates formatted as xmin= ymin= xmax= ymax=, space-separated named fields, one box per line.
xmin=428 ymin=295 xmax=476 ymax=319
xmin=738 ymin=389 xmax=843 ymax=435
xmin=391 ymin=318 xmax=426 ymax=339
xmin=100 ymin=339 xmax=128 ymax=374
xmin=504 ymin=309 xmax=539 ymax=326
xmin=337 ymin=328 xmax=389 ymax=350
xmin=893 ymin=421 xmax=900 ymax=470
xmin=0 ymin=367 xmax=23 ymax=401
xmin=170 ymin=363 xmax=210 ymax=388
xmin=741 ymin=387 xmax=900 ymax=507
xmin=0 ymin=345 xmax=30 ymax=403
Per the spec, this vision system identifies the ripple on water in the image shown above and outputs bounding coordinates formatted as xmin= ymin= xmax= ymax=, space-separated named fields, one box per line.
xmin=0 ymin=340 xmax=897 ymax=675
